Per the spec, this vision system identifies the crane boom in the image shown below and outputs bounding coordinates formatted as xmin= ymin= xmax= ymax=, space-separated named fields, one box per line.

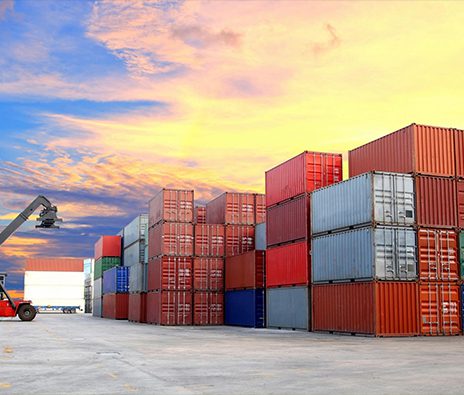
xmin=0 ymin=195 xmax=62 ymax=247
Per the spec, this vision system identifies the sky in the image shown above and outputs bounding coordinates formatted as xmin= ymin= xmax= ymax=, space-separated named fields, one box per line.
xmin=1 ymin=0 xmax=464 ymax=295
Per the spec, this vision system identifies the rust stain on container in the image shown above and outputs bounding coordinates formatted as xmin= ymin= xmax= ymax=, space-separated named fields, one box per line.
xmin=349 ymin=123 xmax=456 ymax=177
xmin=415 ymin=176 xmax=457 ymax=228
xmin=312 ymin=282 xmax=419 ymax=336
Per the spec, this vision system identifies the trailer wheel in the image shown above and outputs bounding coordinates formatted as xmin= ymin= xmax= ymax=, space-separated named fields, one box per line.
xmin=18 ymin=304 xmax=37 ymax=321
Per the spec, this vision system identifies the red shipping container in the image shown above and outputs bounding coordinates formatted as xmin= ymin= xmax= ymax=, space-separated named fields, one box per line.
xmin=206 ymin=192 xmax=255 ymax=225
xmin=349 ymin=123 xmax=456 ymax=178
xmin=94 ymin=236 xmax=121 ymax=260
xmin=102 ymin=293 xmax=129 ymax=320
xmin=415 ymin=176 xmax=457 ymax=228
xmin=312 ymin=282 xmax=419 ymax=336
xmin=419 ymin=282 xmax=461 ymax=336
xmin=418 ymin=228 xmax=459 ymax=282
xmin=128 ymin=292 xmax=147 ymax=323
xmin=224 ymin=225 xmax=255 ymax=257
xmin=266 ymin=194 xmax=310 ymax=247
xmin=457 ymin=180 xmax=464 ymax=228
xmin=147 ymin=256 xmax=192 ymax=291
xmin=194 ymin=206 xmax=206 ymax=224
xmin=225 ymin=250 xmax=265 ymax=290
xmin=146 ymin=290 xmax=192 ymax=325
xmin=149 ymin=189 xmax=194 ymax=226
xmin=193 ymin=257 xmax=224 ymax=291
xmin=194 ymin=224 xmax=225 ymax=257
xmin=254 ymin=194 xmax=266 ymax=224
xmin=148 ymin=222 xmax=194 ymax=257
xmin=266 ymin=151 xmax=342 ymax=207
xmin=266 ymin=242 xmax=309 ymax=287
xmin=25 ymin=258 xmax=84 ymax=272
xmin=193 ymin=292 xmax=224 ymax=325
xmin=456 ymin=128 xmax=464 ymax=179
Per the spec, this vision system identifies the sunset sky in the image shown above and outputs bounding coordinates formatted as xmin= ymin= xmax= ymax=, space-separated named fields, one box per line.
xmin=1 ymin=0 xmax=464 ymax=294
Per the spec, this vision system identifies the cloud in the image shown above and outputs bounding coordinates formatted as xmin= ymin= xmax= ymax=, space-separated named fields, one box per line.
xmin=0 ymin=0 xmax=13 ymax=20
xmin=311 ymin=23 xmax=341 ymax=56
xmin=170 ymin=25 xmax=242 ymax=48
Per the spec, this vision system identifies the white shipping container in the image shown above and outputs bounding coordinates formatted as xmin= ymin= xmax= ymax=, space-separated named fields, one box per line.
xmin=311 ymin=172 xmax=415 ymax=235
xmin=25 ymin=271 xmax=85 ymax=286
xmin=123 ymin=214 xmax=148 ymax=248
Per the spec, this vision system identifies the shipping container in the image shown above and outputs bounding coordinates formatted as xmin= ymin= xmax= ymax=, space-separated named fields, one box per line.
xmin=146 ymin=290 xmax=192 ymax=325
xmin=193 ymin=257 xmax=224 ymax=291
xmin=193 ymin=292 xmax=224 ymax=325
xmin=149 ymin=189 xmax=194 ymax=226
xmin=225 ymin=250 xmax=265 ymax=290
xmin=123 ymin=214 xmax=148 ymax=248
xmin=128 ymin=292 xmax=147 ymax=323
xmin=129 ymin=262 xmax=147 ymax=293
xmin=419 ymin=282 xmax=461 ymax=336
xmin=266 ymin=242 xmax=309 ymax=287
xmin=94 ymin=257 xmax=121 ymax=280
xmin=254 ymin=194 xmax=266 ymax=224
xmin=147 ymin=256 xmax=192 ymax=291
xmin=94 ymin=235 xmax=121 ymax=260
xmin=102 ymin=266 xmax=129 ymax=294
xmin=312 ymin=227 xmax=417 ymax=283
xmin=94 ymin=278 xmax=102 ymax=299
xmin=102 ymin=293 xmax=129 ymax=320
xmin=267 ymin=194 xmax=310 ymax=246
xmin=224 ymin=225 xmax=255 ymax=257
xmin=206 ymin=192 xmax=255 ymax=225
xmin=92 ymin=297 xmax=102 ymax=317
xmin=415 ymin=176 xmax=457 ymax=228
xmin=461 ymin=285 xmax=464 ymax=333
xmin=194 ymin=224 xmax=225 ymax=257
xmin=148 ymin=222 xmax=194 ymax=257
xmin=418 ymin=228 xmax=459 ymax=282
xmin=349 ymin=123 xmax=456 ymax=178
xmin=456 ymin=128 xmax=464 ymax=179
xmin=225 ymin=289 xmax=265 ymax=328
xmin=255 ymin=223 xmax=266 ymax=251
xmin=312 ymin=172 xmax=414 ymax=236
xmin=194 ymin=206 xmax=206 ymax=224
xmin=312 ymin=282 xmax=419 ymax=336
xmin=25 ymin=258 xmax=84 ymax=272
xmin=457 ymin=180 xmax=464 ymax=228
xmin=266 ymin=286 xmax=309 ymax=330
xmin=266 ymin=151 xmax=343 ymax=207
xmin=123 ymin=240 xmax=146 ymax=267
xmin=460 ymin=232 xmax=464 ymax=278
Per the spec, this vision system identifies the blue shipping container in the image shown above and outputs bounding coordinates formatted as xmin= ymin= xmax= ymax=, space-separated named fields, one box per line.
xmin=225 ymin=289 xmax=265 ymax=328
xmin=103 ymin=266 xmax=129 ymax=294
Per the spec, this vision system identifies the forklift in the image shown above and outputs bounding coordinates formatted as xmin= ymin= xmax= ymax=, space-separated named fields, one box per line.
xmin=0 ymin=196 xmax=62 ymax=321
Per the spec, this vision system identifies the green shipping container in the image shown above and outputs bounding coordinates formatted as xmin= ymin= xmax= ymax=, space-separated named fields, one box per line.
xmin=460 ymin=232 xmax=464 ymax=279
xmin=94 ymin=257 xmax=121 ymax=280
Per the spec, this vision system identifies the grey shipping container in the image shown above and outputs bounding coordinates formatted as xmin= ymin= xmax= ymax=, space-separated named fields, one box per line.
xmin=92 ymin=297 xmax=102 ymax=317
xmin=144 ymin=226 xmax=148 ymax=264
xmin=124 ymin=214 xmax=148 ymax=248
xmin=312 ymin=226 xmax=417 ymax=283
xmin=266 ymin=286 xmax=309 ymax=330
xmin=255 ymin=223 xmax=266 ymax=250
xmin=311 ymin=172 xmax=414 ymax=235
xmin=129 ymin=262 xmax=148 ymax=293
xmin=123 ymin=240 xmax=146 ymax=267
xmin=94 ymin=278 xmax=102 ymax=299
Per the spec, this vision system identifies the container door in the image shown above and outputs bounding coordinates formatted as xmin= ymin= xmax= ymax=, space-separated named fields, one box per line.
xmin=374 ymin=227 xmax=395 ymax=279
xmin=373 ymin=173 xmax=394 ymax=225
xmin=440 ymin=283 xmax=460 ymax=335
xmin=395 ymin=228 xmax=417 ymax=280
xmin=460 ymin=232 xmax=464 ymax=280
xmin=393 ymin=174 xmax=415 ymax=226
xmin=419 ymin=283 xmax=440 ymax=335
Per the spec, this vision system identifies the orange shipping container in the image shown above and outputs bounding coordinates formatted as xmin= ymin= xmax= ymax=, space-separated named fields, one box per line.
xmin=349 ymin=123 xmax=456 ymax=178
xmin=206 ymin=192 xmax=255 ymax=225
xmin=455 ymin=128 xmax=464 ymax=179
xmin=418 ymin=229 xmax=459 ymax=282
xmin=194 ymin=206 xmax=206 ymax=224
xmin=94 ymin=235 xmax=121 ymax=260
xmin=193 ymin=292 xmax=224 ymax=325
xmin=254 ymin=194 xmax=266 ymax=224
xmin=457 ymin=180 xmax=464 ymax=228
xmin=193 ymin=257 xmax=224 ymax=291
xmin=146 ymin=290 xmax=192 ymax=325
xmin=148 ymin=222 xmax=194 ymax=257
xmin=312 ymin=282 xmax=419 ymax=336
xmin=102 ymin=293 xmax=129 ymax=320
xmin=225 ymin=250 xmax=265 ymax=290
xmin=128 ymin=292 xmax=147 ymax=323
xmin=25 ymin=258 xmax=84 ymax=272
xmin=194 ymin=224 xmax=225 ymax=257
xmin=149 ymin=189 xmax=194 ymax=227
xmin=224 ymin=225 xmax=255 ymax=257
xmin=419 ymin=282 xmax=461 ymax=336
xmin=147 ymin=256 xmax=192 ymax=291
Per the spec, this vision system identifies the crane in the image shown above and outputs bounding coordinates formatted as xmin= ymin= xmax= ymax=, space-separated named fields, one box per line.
xmin=0 ymin=195 xmax=62 ymax=321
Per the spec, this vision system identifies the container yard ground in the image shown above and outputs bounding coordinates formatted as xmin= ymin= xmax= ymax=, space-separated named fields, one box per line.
xmin=1 ymin=315 xmax=464 ymax=395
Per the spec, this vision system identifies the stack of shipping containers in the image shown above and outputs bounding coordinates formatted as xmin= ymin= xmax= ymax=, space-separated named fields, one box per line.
xmin=348 ymin=124 xmax=464 ymax=336
xmin=102 ymin=266 xmax=129 ymax=319
xmin=265 ymin=152 xmax=342 ymax=330
xmin=311 ymin=172 xmax=419 ymax=336
xmin=93 ymin=235 xmax=121 ymax=317
xmin=123 ymin=214 xmax=149 ymax=323
xmin=147 ymin=189 xmax=195 ymax=325
xmin=84 ymin=258 xmax=94 ymax=313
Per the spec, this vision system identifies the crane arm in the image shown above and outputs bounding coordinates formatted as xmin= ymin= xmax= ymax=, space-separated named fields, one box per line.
xmin=0 ymin=195 xmax=62 ymax=247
